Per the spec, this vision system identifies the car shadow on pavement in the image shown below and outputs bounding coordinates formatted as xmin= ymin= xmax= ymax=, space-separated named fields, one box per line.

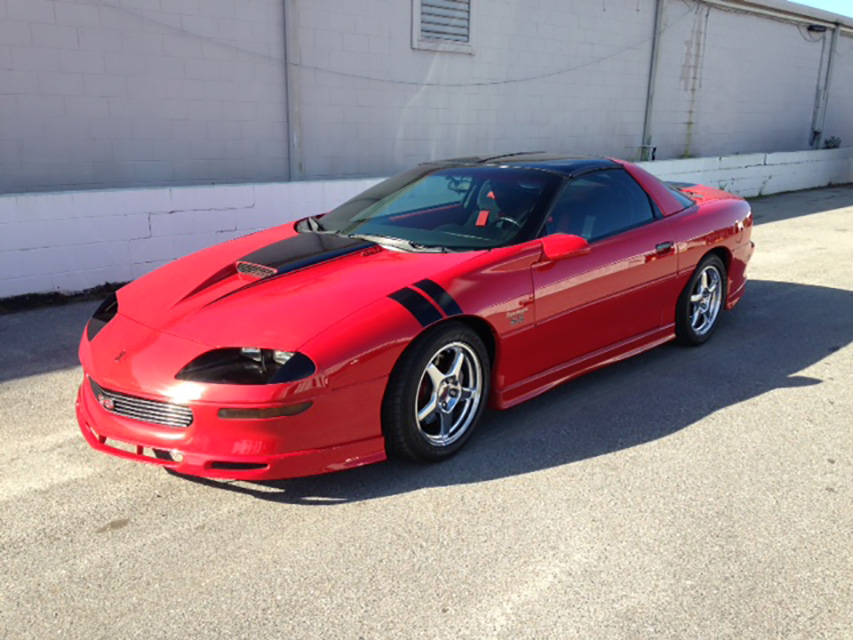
xmin=180 ymin=278 xmax=853 ymax=504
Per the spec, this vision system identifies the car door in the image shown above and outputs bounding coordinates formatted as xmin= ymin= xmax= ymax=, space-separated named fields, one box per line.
xmin=531 ymin=169 xmax=680 ymax=374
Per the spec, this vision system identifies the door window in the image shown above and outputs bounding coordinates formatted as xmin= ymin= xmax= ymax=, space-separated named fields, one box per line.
xmin=544 ymin=170 xmax=656 ymax=241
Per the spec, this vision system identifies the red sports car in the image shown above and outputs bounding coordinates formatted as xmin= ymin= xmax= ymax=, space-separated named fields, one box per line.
xmin=77 ymin=153 xmax=754 ymax=480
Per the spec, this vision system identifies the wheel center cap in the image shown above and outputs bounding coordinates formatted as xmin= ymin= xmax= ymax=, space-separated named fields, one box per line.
xmin=438 ymin=379 xmax=460 ymax=405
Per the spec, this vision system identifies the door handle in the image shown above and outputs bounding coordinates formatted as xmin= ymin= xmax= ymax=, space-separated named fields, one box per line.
xmin=655 ymin=241 xmax=674 ymax=255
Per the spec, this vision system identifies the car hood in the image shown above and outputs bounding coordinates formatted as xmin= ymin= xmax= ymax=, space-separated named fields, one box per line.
xmin=117 ymin=224 xmax=478 ymax=350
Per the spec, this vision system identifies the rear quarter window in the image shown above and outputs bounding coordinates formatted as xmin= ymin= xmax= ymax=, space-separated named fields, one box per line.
xmin=665 ymin=183 xmax=696 ymax=209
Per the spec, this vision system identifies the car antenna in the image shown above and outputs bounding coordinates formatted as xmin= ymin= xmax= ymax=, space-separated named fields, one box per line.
xmin=479 ymin=151 xmax=546 ymax=163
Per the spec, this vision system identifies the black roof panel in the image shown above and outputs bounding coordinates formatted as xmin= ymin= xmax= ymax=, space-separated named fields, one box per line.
xmin=424 ymin=152 xmax=618 ymax=177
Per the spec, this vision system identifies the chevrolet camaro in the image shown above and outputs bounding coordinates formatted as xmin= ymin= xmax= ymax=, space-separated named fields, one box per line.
xmin=77 ymin=153 xmax=754 ymax=480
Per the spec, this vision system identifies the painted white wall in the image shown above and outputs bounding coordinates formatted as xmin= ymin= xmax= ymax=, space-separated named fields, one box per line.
xmin=649 ymin=4 xmax=826 ymax=159
xmin=637 ymin=148 xmax=853 ymax=196
xmin=284 ymin=0 xmax=853 ymax=178
xmin=0 ymin=177 xmax=379 ymax=297
xmin=0 ymin=0 xmax=289 ymax=194
xmin=2 ymin=0 xmax=851 ymax=193
xmin=0 ymin=148 xmax=850 ymax=299
xmin=824 ymin=33 xmax=853 ymax=149
xmin=291 ymin=0 xmax=656 ymax=178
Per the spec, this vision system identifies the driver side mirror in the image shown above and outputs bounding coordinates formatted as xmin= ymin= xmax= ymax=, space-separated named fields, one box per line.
xmin=540 ymin=233 xmax=590 ymax=261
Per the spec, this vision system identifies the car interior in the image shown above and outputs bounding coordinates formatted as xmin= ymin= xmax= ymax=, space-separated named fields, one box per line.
xmin=383 ymin=176 xmax=547 ymax=245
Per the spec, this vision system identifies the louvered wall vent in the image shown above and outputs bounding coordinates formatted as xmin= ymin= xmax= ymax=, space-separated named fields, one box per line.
xmin=420 ymin=0 xmax=471 ymax=43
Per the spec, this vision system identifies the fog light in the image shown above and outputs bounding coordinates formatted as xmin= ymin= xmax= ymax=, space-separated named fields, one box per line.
xmin=217 ymin=401 xmax=312 ymax=420
xmin=171 ymin=450 xmax=184 ymax=462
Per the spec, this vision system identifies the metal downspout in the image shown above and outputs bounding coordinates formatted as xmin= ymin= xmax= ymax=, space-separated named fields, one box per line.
xmin=641 ymin=0 xmax=666 ymax=161
xmin=282 ymin=0 xmax=297 ymax=181
xmin=812 ymin=24 xmax=840 ymax=149
xmin=810 ymin=32 xmax=829 ymax=148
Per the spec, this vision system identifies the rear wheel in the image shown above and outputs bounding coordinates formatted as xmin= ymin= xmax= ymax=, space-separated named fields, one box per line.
xmin=676 ymin=254 xmax=727 ymax=346
xmin=382 ymin=322 xmax=490 ymax=462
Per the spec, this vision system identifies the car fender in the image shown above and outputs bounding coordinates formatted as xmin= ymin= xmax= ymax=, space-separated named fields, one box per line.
xmin=299 ymin=295 xmax=428 ymax=392
xmin=672 ymin=198 xmax=753 ymax=283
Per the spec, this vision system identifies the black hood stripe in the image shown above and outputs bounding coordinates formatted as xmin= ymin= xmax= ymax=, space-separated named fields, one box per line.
xmin=388 ymin=288 xmax=443 ymax=328
xmin=240 ymin=232 xmax=374 ymax=277
xmin=413 ymin=279 xmax=463 ymax=316
xmin=206 ymin=232 xmax=375 ymax=307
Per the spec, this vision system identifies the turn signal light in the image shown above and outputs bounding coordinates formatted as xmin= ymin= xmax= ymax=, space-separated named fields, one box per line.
xmin=217 ymin=402 xmax=313 ymax=420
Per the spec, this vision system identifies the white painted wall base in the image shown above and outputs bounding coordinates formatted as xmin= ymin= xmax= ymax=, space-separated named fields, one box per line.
xmin=637 ymin=148 xmax=853 ymax=199
xmin=0 ymin=178 xmax=380 ymax=298
xmin=1 ymin=148 xmax=851 ymax=299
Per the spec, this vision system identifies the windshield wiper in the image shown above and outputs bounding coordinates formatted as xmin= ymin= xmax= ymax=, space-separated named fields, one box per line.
xmin=305 ymin=215 xmax=326 ymax=232
xmin=344 ymin=233 xmax=447 ymax=253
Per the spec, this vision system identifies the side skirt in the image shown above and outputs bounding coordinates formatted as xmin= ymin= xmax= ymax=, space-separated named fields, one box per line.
xmin=493 ymin=325 xmax=676 ymax=410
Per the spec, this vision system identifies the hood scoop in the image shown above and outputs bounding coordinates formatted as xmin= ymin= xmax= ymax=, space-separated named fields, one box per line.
xmin=195 ymin=231 xmax=379 ymax=306
xmin=237 ymin=231 xmax=375 ymax=279
xmin=177 ymin=231 xmax=379 ymax=307
xmin=236 ymin=261 xmax=277 ymax=280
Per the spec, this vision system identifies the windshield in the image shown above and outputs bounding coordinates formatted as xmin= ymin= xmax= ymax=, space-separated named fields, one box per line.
xmin=314 ymin=167 xmax=563 ymax=251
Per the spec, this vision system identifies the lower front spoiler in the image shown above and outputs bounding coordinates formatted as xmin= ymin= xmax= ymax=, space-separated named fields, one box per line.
xmin=76 ymin=387 xmax=387 ymax=481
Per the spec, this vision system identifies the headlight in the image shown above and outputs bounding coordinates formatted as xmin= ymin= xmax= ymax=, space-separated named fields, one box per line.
xmin=87 ymin=293 xmax=119 ymax=341
xmin=175 ymin=348 xmax=316 ymax=385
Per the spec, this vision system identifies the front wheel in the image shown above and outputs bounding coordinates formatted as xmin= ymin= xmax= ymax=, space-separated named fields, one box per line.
xmin=676 ymin=254 xmax=727 ymax=346
xmin=382 ymin=322 xmax=490 ymax=462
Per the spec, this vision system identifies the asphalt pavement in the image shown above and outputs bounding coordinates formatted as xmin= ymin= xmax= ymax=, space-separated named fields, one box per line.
xmin=1 ymin=185 xmax=851 ymax=639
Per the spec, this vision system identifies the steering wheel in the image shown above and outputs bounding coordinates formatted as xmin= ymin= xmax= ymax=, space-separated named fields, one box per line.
xmin=496 ymin=215 xmax=523 ymax=230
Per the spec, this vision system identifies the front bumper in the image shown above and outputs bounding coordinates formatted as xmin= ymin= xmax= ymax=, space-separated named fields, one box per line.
xmin=76 ymin=375 xmax=387 ymax=481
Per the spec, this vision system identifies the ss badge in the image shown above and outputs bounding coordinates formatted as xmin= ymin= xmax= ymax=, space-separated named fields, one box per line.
xmin=507 ymin=309 xmax=527 ymax=326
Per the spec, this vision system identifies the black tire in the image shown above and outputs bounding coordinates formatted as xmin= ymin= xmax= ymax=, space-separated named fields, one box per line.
xmin=676 ymin=254 xmax=727 ymax=346
xmin=382 ymin=322 xmax=490 ymax=462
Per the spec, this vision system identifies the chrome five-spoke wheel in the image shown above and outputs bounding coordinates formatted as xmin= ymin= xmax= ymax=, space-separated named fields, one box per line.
xmin=382 ymin=322 xmax=490 ymax=461
xmin=415 ymin=342 xmax=483 ymax=447
xmin=676 ymin=254 xmax=727 ymax=346
xmin=689 ymin=264 xmax=723 ymax=336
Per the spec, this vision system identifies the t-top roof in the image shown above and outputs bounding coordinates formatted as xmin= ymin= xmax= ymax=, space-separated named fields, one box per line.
xmin=427 ymin=152 xmax=619 ymax=177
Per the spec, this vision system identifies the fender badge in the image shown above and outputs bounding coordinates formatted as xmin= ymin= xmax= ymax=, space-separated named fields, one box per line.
xmin=507 ymin=309 xmax=527 ymax=326
xmin=114 ymin=350 xmax=126 ymax=363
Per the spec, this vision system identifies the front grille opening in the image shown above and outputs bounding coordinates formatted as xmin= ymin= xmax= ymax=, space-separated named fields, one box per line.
xmin=89 ymin=378 xmax=193 ymax=428
xmin=102 ymin=437 xmax=175 ymax=463
xmin=209 ymin=461 xmax=269 ymax=471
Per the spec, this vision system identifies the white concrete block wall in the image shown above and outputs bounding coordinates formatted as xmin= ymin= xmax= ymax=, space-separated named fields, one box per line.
xmin=650 ymin=2 xmax=825 ymax=160
xmin=288 ymin=0 xmax=851 ymax=180
xmin=0 ymin=0 xmax=288 ymax=194
xmin=0 ymin=177 xmax=382 ymax=297
xmin=1 ymin=149 xmax=850 ymax=298
xmin=291 ymin=0 xmax=656 ymax=179
xmin=2 ymin=0 xmax=851 ymax=192
xmin=637 ymin=148 xmax=853 ymax=195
